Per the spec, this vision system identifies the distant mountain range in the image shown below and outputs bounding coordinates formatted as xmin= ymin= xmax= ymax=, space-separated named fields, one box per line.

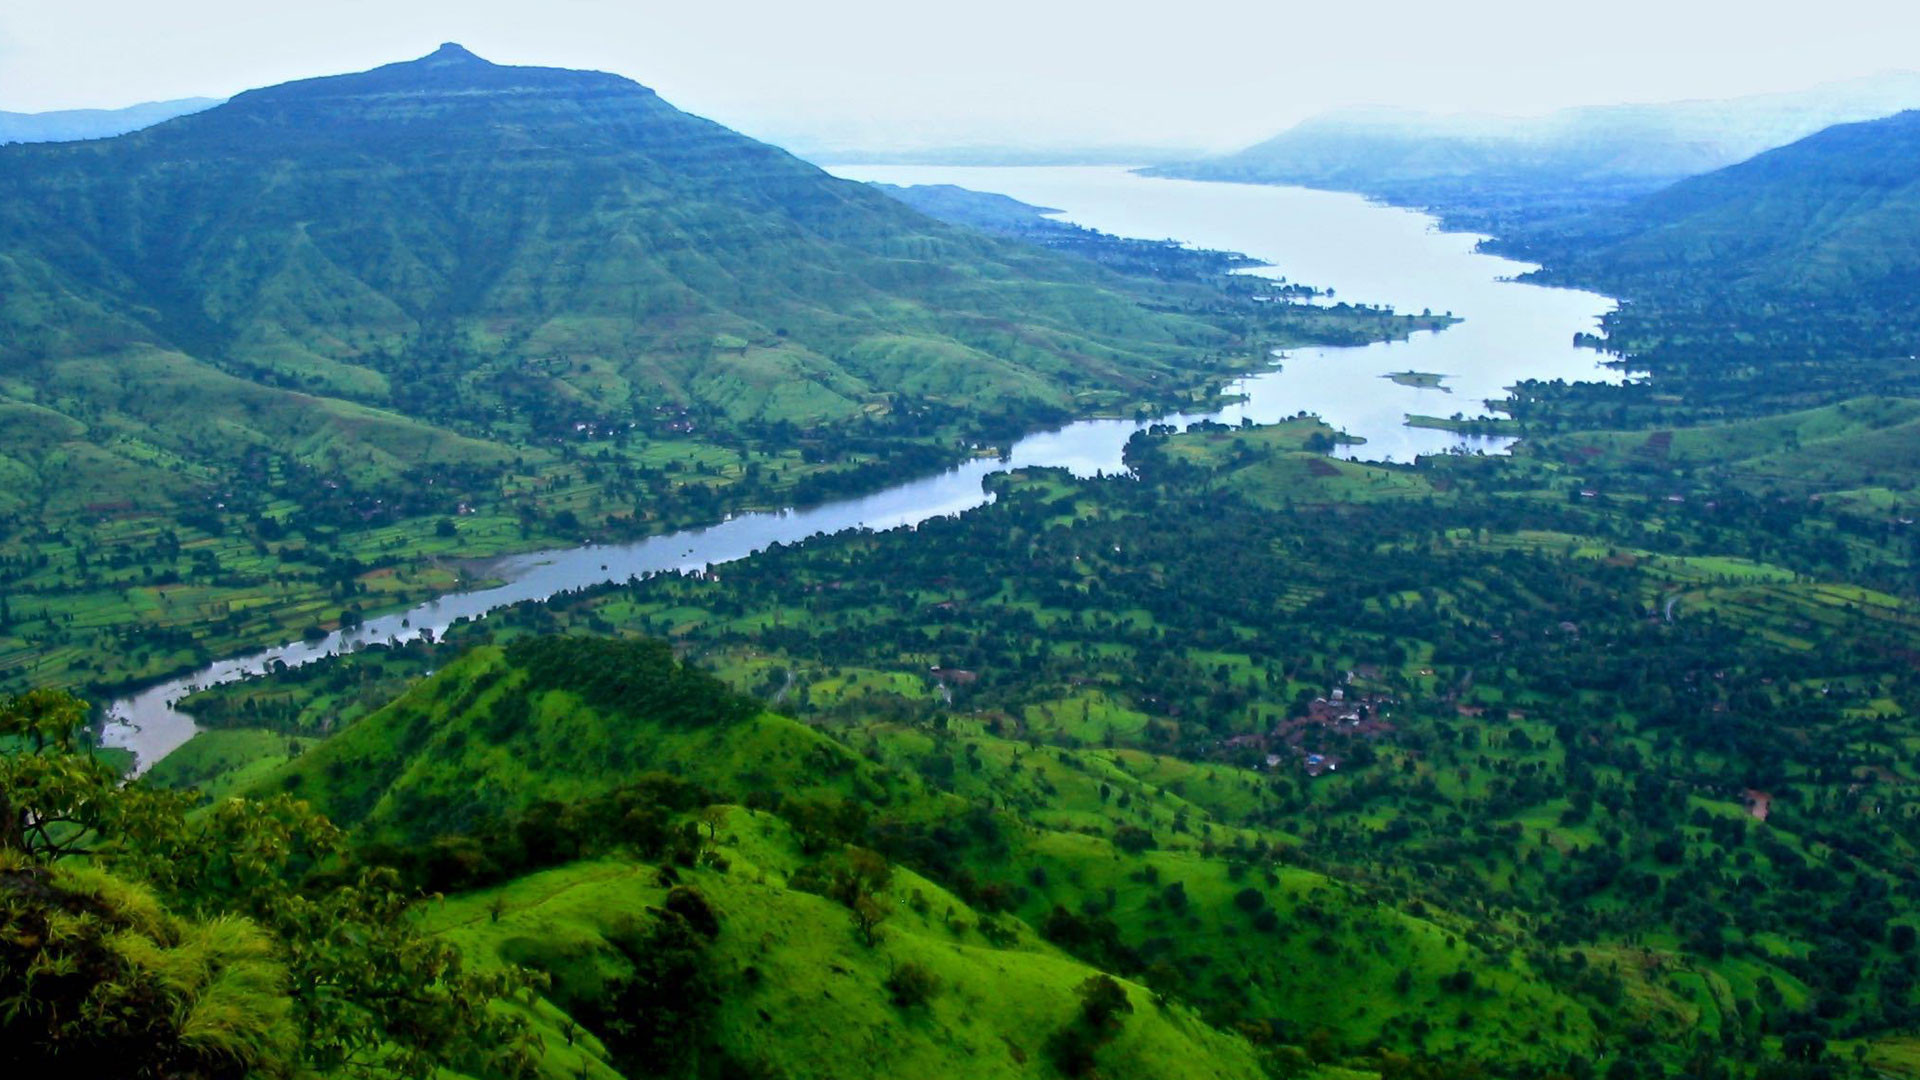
xmin=0 ymin=97 xmax=222 ymax=144
xmin=801 ymin=144 xmax=1203 ymax=167
xmin=1147 ymin=72 xmax=1920 ymax=228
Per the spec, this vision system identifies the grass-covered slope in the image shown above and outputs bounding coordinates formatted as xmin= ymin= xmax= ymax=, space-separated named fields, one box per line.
xmin=177 ymin=399 xmax=1920 ymax=1072
xmin=237 ymin=632 xmax=1602 ymax=1074
xmin=261 ymin=637 xmax=933 ymax=842
xmin=1526 ymin=396 xmax=1920 ymax=493
xmin=425 ymin=818 xmax=1274 ymax=1080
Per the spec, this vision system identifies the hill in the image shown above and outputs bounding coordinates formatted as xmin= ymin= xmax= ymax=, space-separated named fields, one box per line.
xmin=1148 ymin=73 xmax=1920 ymax=231
xmin=163 ymin=402 xmax=1920 ymax=1074
xmin=0 ymin=43 xmax=1224 ymax=457
xmin=0 ymin=45 xmax=1440 ymax=694
xmin=217 ymin=632 xmax=1602 ymax=1074
xmin=1494 ymin=109 xmax=1920 ymax=427
xmin=1524 ymin=110 xmax=1920 ymax=305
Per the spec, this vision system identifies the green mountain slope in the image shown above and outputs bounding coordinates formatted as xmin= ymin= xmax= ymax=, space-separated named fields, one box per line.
xmin=426 ymin=836 xmax=1274 ymax=1080
xmin=1495 ymin=109 xmax=1920 ymax=426
xmin=1534 ymin=110 xmax=1920 ymax=306
xmin=172 ymin=396 xmax=1920 ymax=1071
xmin=0 ymin=45 xmax=1453 ymax=694
xmin=0 ymin=43 xmax=1224 ymax=460
xmin=266 ymin=637 xmax=940 ymax=843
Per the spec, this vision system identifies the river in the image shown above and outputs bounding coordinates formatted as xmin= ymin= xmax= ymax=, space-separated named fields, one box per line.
xmin=101 ymin=166 xmax=1618 ymax=773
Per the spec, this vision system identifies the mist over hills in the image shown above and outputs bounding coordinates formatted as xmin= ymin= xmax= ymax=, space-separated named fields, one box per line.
xmin=1148 ymin=71 xmax=1920 ymax=227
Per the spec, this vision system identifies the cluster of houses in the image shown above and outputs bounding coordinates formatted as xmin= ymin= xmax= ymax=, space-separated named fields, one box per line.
xmin=1222 ymin=677 xmax=1397 ymax=778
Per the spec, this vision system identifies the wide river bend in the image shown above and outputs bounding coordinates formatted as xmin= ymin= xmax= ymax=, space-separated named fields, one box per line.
xmin=103 ymin=166 xmax=1617 ymax=772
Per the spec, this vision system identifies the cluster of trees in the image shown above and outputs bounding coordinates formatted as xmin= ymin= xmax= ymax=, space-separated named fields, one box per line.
xmin=0 ymin=689 xmax=538 ymax=1078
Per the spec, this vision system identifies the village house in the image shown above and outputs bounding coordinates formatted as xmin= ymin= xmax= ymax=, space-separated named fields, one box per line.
xmin=1220 ymin=681 xmax=1398 ymax=777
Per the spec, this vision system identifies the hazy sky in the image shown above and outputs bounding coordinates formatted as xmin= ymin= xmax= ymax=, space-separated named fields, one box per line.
xmin=3 ymin=0 xmax=1918 ymax=151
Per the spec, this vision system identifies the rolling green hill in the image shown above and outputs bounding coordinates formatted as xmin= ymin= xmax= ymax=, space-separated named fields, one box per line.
xmin=228 ymin=633 xmax=1603 ymax=1075
xmin=160 ymin=398 xmax=1920 ymax=1075
xmin=1526 ymin=397 xmax=1920 ymax=491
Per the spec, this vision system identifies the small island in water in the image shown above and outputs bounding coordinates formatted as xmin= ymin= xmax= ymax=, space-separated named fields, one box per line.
xmin=1382 ymin=369 xmax=1451 ymax=391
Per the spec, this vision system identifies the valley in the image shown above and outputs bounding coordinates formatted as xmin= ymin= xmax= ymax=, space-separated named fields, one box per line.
xmin=10 ymin=34 xmax=1920 ymax=1080
xmin=98 ymin=165 xmax=1616 ymax=771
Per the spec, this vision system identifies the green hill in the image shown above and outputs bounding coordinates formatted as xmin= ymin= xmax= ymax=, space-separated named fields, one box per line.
xmin=160 ymin=399 xmax=1920 ymax=1073
xmin=1495 ymin=110 xmax=1920 ymax=427
xmin=1532 ymin=110 xmax=1920 ymax=308
xmin=424 ymin=832 xmax=1274 ymax=1080
xmin=0 ymin=45 xmax=1452 ymax=694
xmin=237 ymin=634 xmax=1602 ymax=1074
xmin=0 ymin=44 xmax=1226 ymax=442
xmin=1526 ymin=397 xmax=1920 ymax=490
xmin=264 ymin=637 xmax=940 ymax=843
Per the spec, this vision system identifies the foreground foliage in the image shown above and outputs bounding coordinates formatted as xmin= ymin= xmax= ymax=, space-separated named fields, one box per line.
xmin=0 ymin=690 xmax=537 ymax=1078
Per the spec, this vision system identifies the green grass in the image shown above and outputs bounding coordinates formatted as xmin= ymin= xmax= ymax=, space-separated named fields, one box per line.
xmin=427 ymin=810 xmax=1273 ymax=1080
xmin=1529 ymin=396 xmax=1920 ymax=496
xmin=145 ymin=728 xmax=318 ymax=800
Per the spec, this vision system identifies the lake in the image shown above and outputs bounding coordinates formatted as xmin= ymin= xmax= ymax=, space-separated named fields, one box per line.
xmin=102 ymin=166 xmax=1617 ymax=772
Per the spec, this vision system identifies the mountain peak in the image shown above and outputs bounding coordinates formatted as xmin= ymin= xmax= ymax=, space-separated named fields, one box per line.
xmin=421 ymin=42 xmax=490 ymax=66
xmin=220 ymin=40 xmax=632 ymax=116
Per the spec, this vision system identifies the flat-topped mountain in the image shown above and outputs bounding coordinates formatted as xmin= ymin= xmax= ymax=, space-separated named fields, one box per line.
xmin=2 ymin=46 xmax=1457 ymax=699
xmin=0 ymin=44 xmax=1223 ymax=506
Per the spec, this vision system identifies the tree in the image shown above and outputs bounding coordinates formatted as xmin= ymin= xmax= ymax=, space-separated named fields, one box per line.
xmin=853 ymin=893 xmax=892 ymax=947
xmin=1046 ymin=975 xmax=1137 ymax=1077
xmin=1076 ymin=974 xmax=1134 ymax=1032
xmin=1892 ymin=923 xmax=1917 ymax=954
xmin=885 ymin=961 xmax=942 ymax=1008
xmin=0 ymin=689 xmax=538 ymax=1079
xmin=589 ymin=910 xmax=722 ymax=1075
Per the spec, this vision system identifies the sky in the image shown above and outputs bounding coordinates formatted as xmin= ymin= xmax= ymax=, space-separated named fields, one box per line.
xmin=3 ymin=0 xmax=1919 ymax=153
